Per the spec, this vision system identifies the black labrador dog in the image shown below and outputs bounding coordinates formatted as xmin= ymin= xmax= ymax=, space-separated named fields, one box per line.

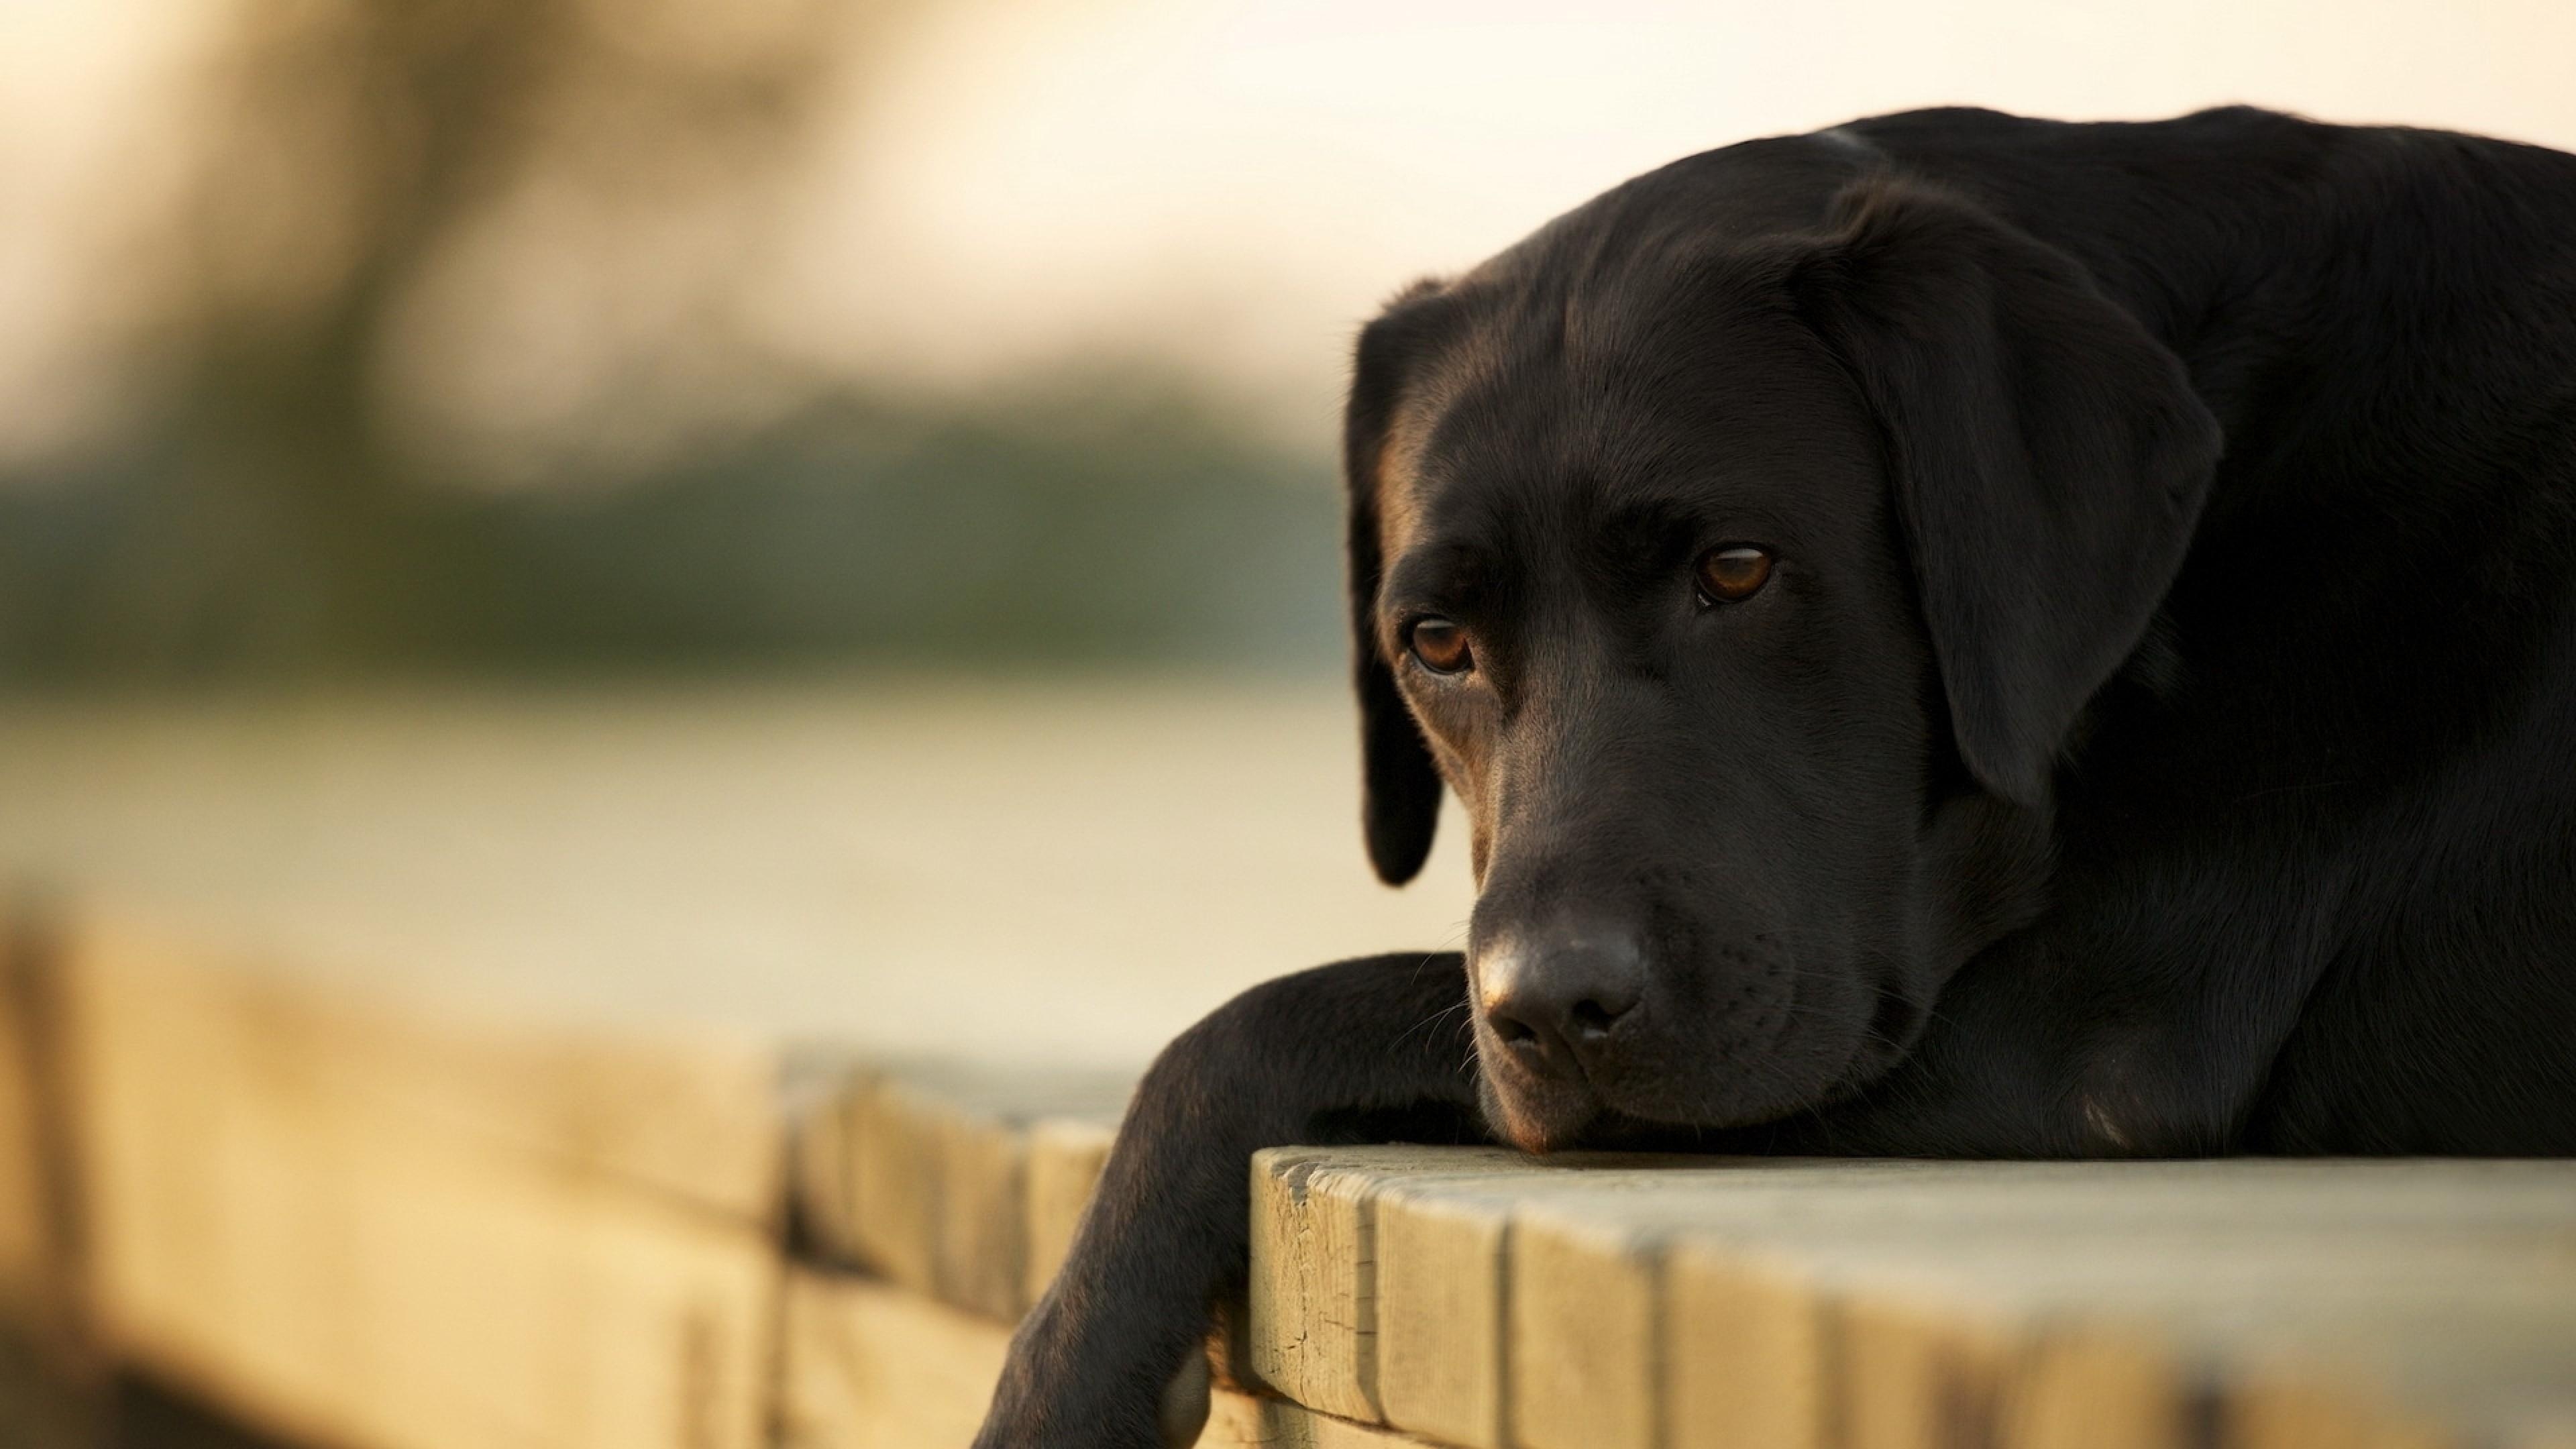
xmin=976 ymin=106 xmax=2576 ymax=1446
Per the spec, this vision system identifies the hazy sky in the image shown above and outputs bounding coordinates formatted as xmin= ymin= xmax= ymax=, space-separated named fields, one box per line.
xmin=6 ymin=0 xmax=2575 ymax=471
xmin=775 ymin=0 xmax=2576 ymax=413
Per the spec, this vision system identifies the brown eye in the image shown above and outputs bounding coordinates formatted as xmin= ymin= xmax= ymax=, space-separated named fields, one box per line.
xmin=1409 ymin=616 xmax=1474 ymax=674
xmin=1695 ymin=545 xmax=1774 ymax=604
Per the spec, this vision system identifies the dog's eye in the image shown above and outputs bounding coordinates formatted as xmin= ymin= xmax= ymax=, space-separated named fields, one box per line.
xmin=1695 ymin=545 xmax=1774 ymax=604
xmin=1408 ymin=617 xmax=1474 ymax=674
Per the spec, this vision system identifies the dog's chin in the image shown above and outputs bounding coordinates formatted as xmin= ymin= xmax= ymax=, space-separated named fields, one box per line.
xmin=1616 ymin=1051 xmax=1880 ymax=1136
xmin=1479 ymin=1067 xmax=1819 ymax=1153
xmin=1488 ymin=1053 xmax=1887 ymax=1152
xmin=1477 ymin=1071 xmax=1601 ymax=1155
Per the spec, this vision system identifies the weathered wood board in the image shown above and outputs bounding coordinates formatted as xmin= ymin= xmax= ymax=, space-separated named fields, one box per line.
xmin=33 ymin=904 xmax=2576 ymax=1449
xmin=0 ymin=892 xmax=95 ymax=1395
xmin=0 ymin=897 xmax=68 ymax=1324
xmin=62 ymin=906 xmax=787 ymax=1449
xmin=793 ymin=1057 xmax=1134 ymax=1320
xmin=1247 ymin=1146 xmax=1536 ymax=1427
xmin=1246 ymin=1148 xmax=2576 ymax=1449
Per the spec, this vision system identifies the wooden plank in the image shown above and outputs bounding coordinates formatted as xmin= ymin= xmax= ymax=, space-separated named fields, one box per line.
xmin=1526 ymin=1175 xmax=2576 ymax=1449
xmin=802 ymin=1061 xmax=1133 ymax=1322
xmin=1250 ymin=1149 xmax=1761 ymax=1445
xmin=782 ymin=1271 xmax=1012 ymax=1449
xmin=0 ymin=885 xmax=106 ymax=1443
xmin=2500 ymin=1412 xmax=2576 ymax=1449
xmin=1247 ymin=1146 xmax=1390 ymax=1423
xmin=1508 ymin=1194 xmax=1663 ymax=1449
xmin=1988 ymin=1318 xmax=2182 ymax=1449
xmin=1205 ymin=1392 xmax=1448 ymax=1449
xmin=1495 ymin=1161 xmax=1942 ymax=1449
xmin=1832 ymin=1288 xmax=2018 ymax=1449
xmin=0 ymin=892 xmax=80 ymax=1349
xmin=1256 ymin=1152 xmax=1849 ymax=1448
xmin=781 ymin=1269 xmax=1435 ymax=1449
xmin=787 ymin=1053 xmax=869 ymax=1267
xmin=2220 ymin=1375 xmax=2453 ymax=1449
xmin=1371 ymin=1174 xmax=1516 ymax=1446
xmin=0 ymin=896 xmax=48 ymax=1307
xmin=1375 ymin=1157 xmax=1933 ymax=1449
xmin=1659 ymin=1242 xmax=1823 ymax=1449
xmin=68 ymin=904 xmax=786 ymax=1224
xmin=64 ymin=908 xmax=783 ymax=1449
xmin=1245 ymin=1145 xmax=1533 ymax=1425
xmin=1783 ymin=1228 xmax=2576 ymax=1449
xmin=920 ymin=1077 xmax=1028 ymax=1320
xmin=1246 ymin=1148 xmax=2576 ymax=1449
xmin=2188 ymin=1287 xmax=2576 ymax=1449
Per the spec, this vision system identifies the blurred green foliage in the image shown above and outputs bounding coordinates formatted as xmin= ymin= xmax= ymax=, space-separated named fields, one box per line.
xmin=0 ymin=384 xmax=1346 ymax=684
xmin=0 ymin=0 xmax=1348 ymax=686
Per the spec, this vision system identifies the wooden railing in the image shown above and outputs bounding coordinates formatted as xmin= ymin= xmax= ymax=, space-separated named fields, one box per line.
xmin=4 ymin=895 xmax=2572 ymax=1448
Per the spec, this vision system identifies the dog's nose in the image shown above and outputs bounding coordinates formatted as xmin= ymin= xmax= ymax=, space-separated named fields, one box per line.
xmin=1477 ymin=928 xmax=1645 ymax=1079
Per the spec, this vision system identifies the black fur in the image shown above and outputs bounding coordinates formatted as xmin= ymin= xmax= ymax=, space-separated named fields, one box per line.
xmin=977 ymin=107 xmax=2576 ymax=1446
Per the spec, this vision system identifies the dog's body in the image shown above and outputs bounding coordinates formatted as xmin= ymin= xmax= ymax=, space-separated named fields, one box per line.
xmin=977 ymin=108 xmax=2576 ymax=1445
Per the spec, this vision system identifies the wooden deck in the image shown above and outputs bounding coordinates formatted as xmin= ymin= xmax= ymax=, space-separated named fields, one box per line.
xmin=0 ymin=686 xmax=2568 ymax=1448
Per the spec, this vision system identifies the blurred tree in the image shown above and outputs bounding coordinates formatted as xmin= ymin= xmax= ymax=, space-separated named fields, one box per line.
xmin=70 ymin=0 xmax=905 ymax=676
xmin=0 ymin=0 xmax=1348 ymax=687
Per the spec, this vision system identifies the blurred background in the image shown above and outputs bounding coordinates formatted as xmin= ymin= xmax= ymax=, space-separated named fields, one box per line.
xmin=5 ymin=0 xmax=2575 ymax=686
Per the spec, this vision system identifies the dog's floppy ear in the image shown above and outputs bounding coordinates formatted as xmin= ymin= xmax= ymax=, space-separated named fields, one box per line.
xmin=1346 ymin=288 xmax=1448 ymax=884
xmin=1790 ymin=178 xmax=2221 ymax=805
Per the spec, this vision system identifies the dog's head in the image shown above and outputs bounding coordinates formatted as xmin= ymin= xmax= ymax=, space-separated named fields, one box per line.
xmin=1346 ymin=144 xmax=2221 ymax=1150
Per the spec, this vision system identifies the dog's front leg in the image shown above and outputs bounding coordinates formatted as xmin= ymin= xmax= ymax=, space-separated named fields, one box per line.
xmin=973 ymin=951 xmax=1481 ymax=1448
